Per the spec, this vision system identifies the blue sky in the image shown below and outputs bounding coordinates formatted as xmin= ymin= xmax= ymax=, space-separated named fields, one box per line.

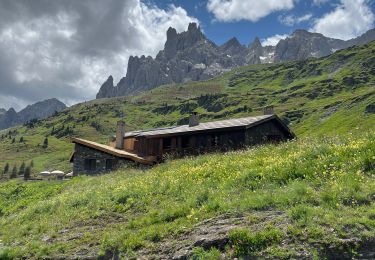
xmin=153 ymin=0 xmax=375 ymax=45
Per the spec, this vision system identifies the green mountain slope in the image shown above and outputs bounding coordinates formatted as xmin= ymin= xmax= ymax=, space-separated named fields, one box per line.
xmin=0 ymin=132 xmax=374 ymax=258
xmin=0 ymin=42 xmax=374 ymax=175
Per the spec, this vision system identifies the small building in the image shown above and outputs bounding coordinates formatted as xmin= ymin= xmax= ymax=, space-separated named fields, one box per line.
xmin=70 ymin=113 xmax=294 ymax=174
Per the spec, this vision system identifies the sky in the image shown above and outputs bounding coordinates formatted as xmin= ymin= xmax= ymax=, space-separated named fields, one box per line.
xmin=0 ymin=0 xmax=374 ymax=111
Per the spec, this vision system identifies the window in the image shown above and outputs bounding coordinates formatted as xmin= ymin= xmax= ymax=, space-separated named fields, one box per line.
xmin=84 ymin=159 xmax=96 ymax=171
xmin=163 ymin=138 xmax=172 ymax=150
xmin=181 ymin=136 xmax=190 ymax=148
xmin=106 ymin=159 xmax=114 ymax=170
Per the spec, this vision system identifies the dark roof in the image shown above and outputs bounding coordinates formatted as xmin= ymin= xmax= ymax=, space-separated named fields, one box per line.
xmin=71 ymin=138 xmax=155 ymax=165
xmin=124 ymin=114 xmax=292 ymax=138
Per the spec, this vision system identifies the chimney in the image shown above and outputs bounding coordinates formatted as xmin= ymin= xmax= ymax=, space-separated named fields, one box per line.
xmin=116 ymin=121 xmax=125 ymax=149
xmin=263 ymin=105 xmax=274 ymax=115
xmin=189 ymin=112 xmax=199 ymax=127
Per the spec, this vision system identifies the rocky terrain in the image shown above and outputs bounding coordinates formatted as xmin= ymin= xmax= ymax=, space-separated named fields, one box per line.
xmin=96 ymin=23 xmax=274 ymax=99
xmin=0 ymin=98 xmax=66 ymax=130
xmin=96 ymin=23 xmax=375 ymax=99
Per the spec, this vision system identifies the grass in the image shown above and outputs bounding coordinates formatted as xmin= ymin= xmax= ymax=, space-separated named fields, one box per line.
xmin=0 ymin=131 xmax=374 ymax=258
xmin=0 ymin=41 xmax=374 ymax=177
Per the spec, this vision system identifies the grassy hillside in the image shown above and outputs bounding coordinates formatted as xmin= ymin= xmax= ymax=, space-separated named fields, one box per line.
xmin=0 ymin=131 xmax=374 ymax=258
xmin=0 ymin=42 xmax=374 ymax=176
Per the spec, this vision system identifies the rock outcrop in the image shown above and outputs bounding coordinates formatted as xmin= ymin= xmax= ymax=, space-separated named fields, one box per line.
xmin=0 ymin=98 xmax=67 ymax=130
xmin=96 ymin=76 xmax=115 ymax=99
xmin=274 ymin=29 xmax=375 ymax=62
xmin=96 ymin=23 xmax=273 ymax=99
xmin=96 ymin=25 xmax=375 ymax=99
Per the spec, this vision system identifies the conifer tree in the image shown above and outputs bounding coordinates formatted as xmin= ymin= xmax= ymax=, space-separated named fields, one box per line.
xmin=10 ymin=165 xmax=17 ymax=179
xmin=3 ymin=163 xmax=9 ymax=175
xmin=24 ymin=166 xmax=31 ymax=180
xmin=43 ymin=137 xmax=48 ymax=148
xmin=19 ymin=162 xmax=26 ymax=175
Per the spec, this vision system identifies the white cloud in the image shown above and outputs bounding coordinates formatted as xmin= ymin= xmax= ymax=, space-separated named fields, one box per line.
xmin=311 ymin=0 xmax=374 ymax=40
xmin=261 ymin=34 xmax=289 ymax=46
xmin=0 ymin=0 xmax=198 ymax=110
xmin=207 ymin=0 xmax=295 ymax=22
xmin=278 ymin=13 xmax=313 ymax=26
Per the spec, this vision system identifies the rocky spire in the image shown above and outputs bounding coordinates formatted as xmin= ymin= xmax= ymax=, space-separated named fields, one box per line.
xmin=249 ymin=37 xmax=263 ymax=57
xmin=96 ymin=75 xmax=115 ymax=99
xmin=221 ymin=37 xmax=242 ymax=50
xmin=165 ymin=27 xmax=178 ymax=59
xmin=249 ymin=37 xmax=262 ymax=49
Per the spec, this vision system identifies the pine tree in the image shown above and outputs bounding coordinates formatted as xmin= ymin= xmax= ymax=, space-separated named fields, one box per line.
xmin=24 ymin=166 xmax=31 ymax=180
xmin=3 ymin=163 xmax=9 ymax=175
xmin=30 ymin=160 xmax=34 ymax=168
xmin=19 ymin=136 xmax=24 ymax=142
xmin=19 ymin=162 xmax=26 ymax=175
xmin=43 ymin=137 xmax=48 ymax=148
xmin=11 ymin=138 xmax=15 ymax=144
xmin=10 ymin=166 xmax=17 ymax=179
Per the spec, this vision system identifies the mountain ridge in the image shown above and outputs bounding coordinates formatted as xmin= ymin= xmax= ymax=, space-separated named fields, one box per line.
xmin=0 ymin=98 xmax=67 ymax=130
xmin=96 ymin=25 xmax=375 ymax=99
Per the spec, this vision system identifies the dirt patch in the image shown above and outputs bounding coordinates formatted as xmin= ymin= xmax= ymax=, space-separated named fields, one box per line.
xmin=138 ymin=210 xmax=289 ymax=259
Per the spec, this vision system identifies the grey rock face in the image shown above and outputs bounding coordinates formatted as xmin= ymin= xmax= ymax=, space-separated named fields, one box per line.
xmin=0 ymin=108 xmax=17 ymax=130
xmin=97 ymin=23 xmax=265 ymax=98
xmin=274 ymin=30 xmax=345 ymax=62
xmin=96 ymin=75 xmax=115 ymax=99
xmin=96 ymin=25 xmax=375 ymax=99
xmin=274 ymin=29 xmax=375 ymax=62
xmin=346 ymin=28 xmax=375 ymax=46
xmin=0 ymin=98 xmax=67 ymax=130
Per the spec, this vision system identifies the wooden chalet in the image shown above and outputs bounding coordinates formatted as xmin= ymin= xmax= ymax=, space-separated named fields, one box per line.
xmin=70 ymin=113 xmax=295 ymax=174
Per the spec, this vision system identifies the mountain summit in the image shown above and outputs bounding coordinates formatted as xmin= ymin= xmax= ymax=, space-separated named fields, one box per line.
xmin=0 ymin=98 xmax=67 ymax=130
xmin=96 ymin=22 xmax=268 ymax=99
xmin=96 ymin=25 xmax=375 ymax=99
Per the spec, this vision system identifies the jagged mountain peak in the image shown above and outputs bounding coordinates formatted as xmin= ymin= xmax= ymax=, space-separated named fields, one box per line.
xmin=6 ymin=107 xmax=17 ymax=115
xmin=0 ymin=98 xmax=66 ymax=130
xmin=290 ymin=29 xmax=329 ymax=40
xmin=163 ymin=23 xmax=206 ymax=59
xmin=188 ymin=22 xmax=199 ymax=32
xmin=96 ymin=25 xmax=375 ymax=100
xmin=96 ymin=75 xmax=115 ymax=99
xmin=221 ymin=37 xmax=242 ymax=49
xmin=22 ymin=98 xmax=66 ymax=110
xmin=105 ymin=75 xmax=114 ymax=83
xmin=249 ymin=37 xmax=262 ymax=49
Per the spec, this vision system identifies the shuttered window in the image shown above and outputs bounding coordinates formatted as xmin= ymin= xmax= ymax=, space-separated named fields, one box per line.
xmin=84 ymin=159 xmax=96 ymax=171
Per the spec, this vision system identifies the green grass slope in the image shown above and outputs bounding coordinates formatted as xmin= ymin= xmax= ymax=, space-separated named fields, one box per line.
xmin=0 ymin=132 xmax=374 ymax=258
xmin=0 ymin=42 xmax=374 ymax=176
